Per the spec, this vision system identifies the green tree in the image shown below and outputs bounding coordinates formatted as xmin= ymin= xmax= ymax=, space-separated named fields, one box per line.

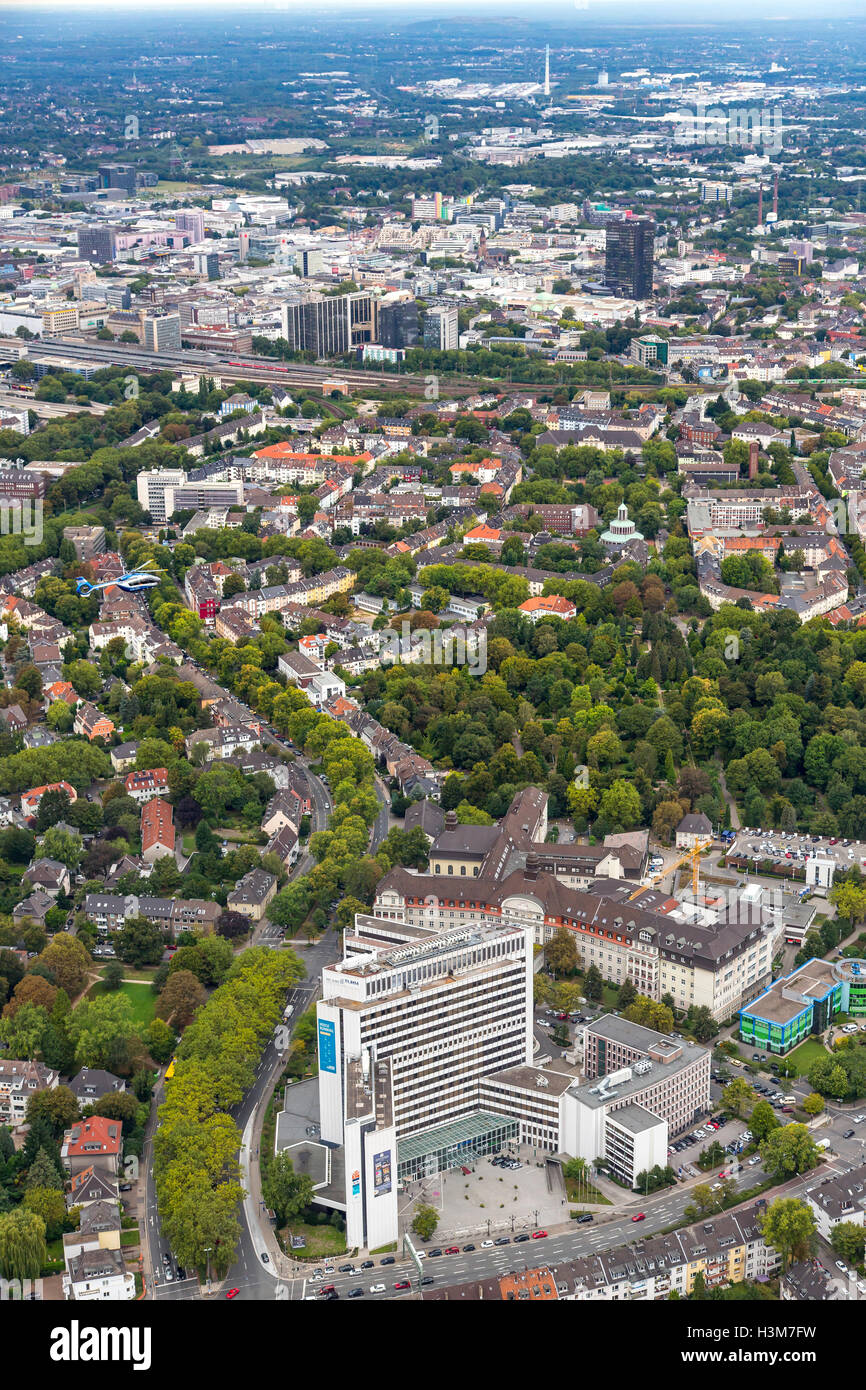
xmin=584 ymin=964 xmax=604 ymax=1001
xmin=802 ymin=1092 xmax=825 ymax=1117
xmin=156 ymin=970 xmax=207 ymax=1029
xmin=115 ymin=916 xmax=165 ymax=968
xmin=722 ymin=1077 xmax=756 ymax=1119
xmin=261 ymin=1151 xmax=314 ymax=1225
xmin=35 ymin=934 xmax=91 ymax=996
xmin=758 ymin=1197 xmax=817 ymax=1270
xmin=830 ymin=1221 xmax=866 ymax=1266
xmin=22 ymin=1186 xmax=66 ymax=1240
xmin=145 ymin=1017 xmax=176 ymax=1066
xmin=760 ymin=1124 xmax=820 ymax=1182
xmin=749 ymin=1099 xmax=779 ymax=1142
xmin=26 ymin=1085 xmax=79 ymax=1137
xmin=545 ymin=927 xmax=580 ymax=977
xmin=24 ymin=1146 xmax=64 ymax=1191
xmin=411 ymin=1203 xmax=439 ymax=1241
xmin=0 ymin=1208 xmax=47 ymax=1279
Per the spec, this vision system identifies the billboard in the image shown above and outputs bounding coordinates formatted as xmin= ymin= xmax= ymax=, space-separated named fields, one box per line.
xmin=351 ymin=1169 xmax=361 ymax=1198
xmin=373 ymin=1149 xmax=392 ymax=1196
xmin=318 ymin=1019 xmax=337 ymax=1073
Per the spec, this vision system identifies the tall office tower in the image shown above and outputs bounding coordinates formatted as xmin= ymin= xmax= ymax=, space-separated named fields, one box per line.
xmin=142 ymin=313 xmax=182 ymax=355
xmin=237 ymin=229 xmax=250 ymax=264
xmin=98 ymin=163 xmax=138 ymax=195
xmin=77 ymin=226 xmax=117 ymax=265
xmin=543 ymin=44 xmax=550 ymax=97
xmin=297 ymin=248 xmax=323 ymax=277
xmin=598 ymin=69 xmax=609 ymax=86
xmin=317 ymin=915 xmax=533 ymax=1248
xmin=135 ymin=468 xmax=243 ymax=523
xmin=604 ymin=216 xmax=656 ymax=300
xmin=192 ymin=251 xmax=220 ymax=281
xmin=378 ymin=301 xmax=419 ymax=350
xmin=423 ymin=305 xmax=459 ymax=350
xmin=175 ymin=209 xmax=205 ymax=244
xmin=280 ymin=293 xmax=378 ymax=356
xmin=700 ymin=181 xmax=734 ymax=203
xmin=136 ymin=468 xmax=187 ymax=524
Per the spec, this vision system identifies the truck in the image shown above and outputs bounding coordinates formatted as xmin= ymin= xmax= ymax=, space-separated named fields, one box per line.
xmin=283 ymin=1004 xmax=294 ymax=1022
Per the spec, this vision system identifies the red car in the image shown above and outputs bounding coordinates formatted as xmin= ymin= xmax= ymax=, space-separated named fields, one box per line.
xmin=557 ymin=1012 xmax=568 ymax=1020
xmin=225 ymin=1288 xmax=240 ymax=1300
xmin=394 ymin=1280 xmax=411 ymax=1291
xmin=531 ymin=1230 xmax=548 ymax=1240
xmin=445 ymin=1246 xmax=459 ymax=1255
xmin=632 ymin=1213 xmax=646 ymax=1222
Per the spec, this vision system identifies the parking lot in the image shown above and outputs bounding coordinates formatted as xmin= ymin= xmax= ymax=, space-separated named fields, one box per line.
xmin=727 ymin=826 xmax=866 ymax=877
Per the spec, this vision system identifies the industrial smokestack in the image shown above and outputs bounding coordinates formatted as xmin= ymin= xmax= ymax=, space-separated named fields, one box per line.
xmin=773 ymin=172 xmax=778 ymax=218
xmin=543 ymin=44 xmax=550 ymax=98
xmin=757 ymin=184 xmax=763 ymax=226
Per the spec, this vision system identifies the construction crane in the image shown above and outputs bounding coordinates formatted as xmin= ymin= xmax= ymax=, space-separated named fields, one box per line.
xmin=628 ymin=841 xmax=705 ymax=902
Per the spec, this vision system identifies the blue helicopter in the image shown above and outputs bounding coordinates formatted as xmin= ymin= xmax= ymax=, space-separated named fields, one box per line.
xmin=75 ymin=561 xmax=163 ymax=598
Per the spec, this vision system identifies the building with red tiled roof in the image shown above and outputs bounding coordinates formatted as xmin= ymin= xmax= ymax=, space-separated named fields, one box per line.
xmin=43 ymin=680 xmax=78 ymax=707
xmin=464 ymin=524 xmax=502 ymax=542
xmin=124 ymin=767 xmax=169 ymax=804
xmin=141 ymin=797 xmax=175 ymax=863
xmin=20 ymin=780 xmax=78 ymax=815
xmin=518 ymin=595 xmax=577 ymax=622
xmin=73 ymin=701 xmax=116 ymax=742
xmin=61 ymin=1115 xmax=122 ymax=1175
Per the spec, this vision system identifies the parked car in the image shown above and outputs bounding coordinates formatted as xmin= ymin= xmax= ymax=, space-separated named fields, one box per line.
xmin=577 ymin=1213 xmax=594 ymax=1223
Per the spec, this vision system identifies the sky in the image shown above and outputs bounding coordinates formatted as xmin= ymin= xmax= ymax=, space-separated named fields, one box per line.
xmin=2 ymin=0 xmax=864 ymax=15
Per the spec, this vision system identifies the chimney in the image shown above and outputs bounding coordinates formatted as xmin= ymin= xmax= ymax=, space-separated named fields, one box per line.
xmin=445 ymin=810 xmax=458 ymax=832
xmin=772 ymin=172 xmax=778 ymax=219
xmin=525 ymin=851 xmax=540 ymax=881
xmin=748 ymin=441 xmax=759 ymax=479
xmin=757 ymin=184 xmax=763 ymax=227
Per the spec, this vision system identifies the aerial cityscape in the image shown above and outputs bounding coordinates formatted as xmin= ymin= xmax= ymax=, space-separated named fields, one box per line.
xmin=2 ymin=0 xmax=866 ymax=1345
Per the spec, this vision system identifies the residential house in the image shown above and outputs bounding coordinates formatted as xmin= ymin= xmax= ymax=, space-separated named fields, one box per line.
xmin=73 ymin=702 xmax=116 ymax=742
xmin=227 ymin=868 xmax=277 ymax=922
xmin=62 ymin=1247 xmax=135 ymax=1301
xmin=675 ymin=813 xmax=714 ymax=850
xmin=0 ymin=1059 xmax=59 ymax=1126
xmin=124 ymin=768 xmax=169 ymax=804
xmin=66 ymin=1166 xmax=119 ymax=1211
xmin=61 ymin=1115 xmax=123 ymax=1176
xmin=140 ymin=798 xmax=176 ymax=864
xmin=68 ymin=1069 xmax=126 ymax=1104
xmin=22 ymin=857 xmax=71 ymax=897
xmin=110 ymin=742 xmax=139 ymax=773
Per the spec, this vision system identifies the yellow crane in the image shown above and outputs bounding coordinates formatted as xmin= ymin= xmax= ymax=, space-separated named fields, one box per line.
xmin=628 ymin=841 xmax=705 ymax=902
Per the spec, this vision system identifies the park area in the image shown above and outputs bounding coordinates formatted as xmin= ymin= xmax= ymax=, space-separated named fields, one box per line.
xmin=782 ymin=1038 xmax=830 ymax=1076
xmin=283 ymin=1220 xmax=347 ymax=1259
xmin=86 ymin=978 xmax=158 ymax=1030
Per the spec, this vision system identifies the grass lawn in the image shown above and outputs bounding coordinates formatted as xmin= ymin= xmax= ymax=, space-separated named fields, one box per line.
xmin=284 ymin=1222 xmax=347 ymax=1259
xmin=88 ymin=980 xmax=157 ymax=1030
xmin=120 ymin=1229 xmax=141 ymax=1247
xmin=783 ymin=1038 xmax=830 ymax=1076
xmin=564 ymin=1177 xmax=612 ymax=1205
xmin=99 ymin=964 xmax=158 ymax=985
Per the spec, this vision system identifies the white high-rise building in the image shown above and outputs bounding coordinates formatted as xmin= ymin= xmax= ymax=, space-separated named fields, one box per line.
xmin=543 ymin=45 xmax=550 ymax=97
xmin=317 ymin=915 xmax=533 ymax=1249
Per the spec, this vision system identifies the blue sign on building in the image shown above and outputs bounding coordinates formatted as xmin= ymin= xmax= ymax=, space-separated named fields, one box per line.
xmin=318 ymin=1019 xmax=337 ymax=1073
